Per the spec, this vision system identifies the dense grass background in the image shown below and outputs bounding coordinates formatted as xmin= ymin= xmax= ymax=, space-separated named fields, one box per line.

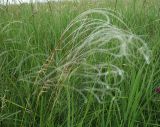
xmin=0 ymin=0 xmax=160 ymax=126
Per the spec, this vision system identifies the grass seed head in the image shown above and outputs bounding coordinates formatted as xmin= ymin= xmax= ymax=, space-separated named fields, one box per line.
xmin=39 ymin=8 xmax=151 ymax=103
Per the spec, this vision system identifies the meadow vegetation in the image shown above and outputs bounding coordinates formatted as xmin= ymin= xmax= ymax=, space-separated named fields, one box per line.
xmin=0 ymin=0 xmax=160 ymax=126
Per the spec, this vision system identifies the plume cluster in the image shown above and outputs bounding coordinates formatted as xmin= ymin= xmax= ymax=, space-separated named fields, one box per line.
xmin=34 ymin=8 xmax=150 ymax=103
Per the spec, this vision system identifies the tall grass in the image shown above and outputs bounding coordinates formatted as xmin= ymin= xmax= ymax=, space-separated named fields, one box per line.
xmin=0 ymin=0 xmax=160 ymax=126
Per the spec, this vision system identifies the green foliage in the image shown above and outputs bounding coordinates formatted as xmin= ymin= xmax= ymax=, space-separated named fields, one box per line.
xmin=0 ymin=0 xmax=160 ymax=127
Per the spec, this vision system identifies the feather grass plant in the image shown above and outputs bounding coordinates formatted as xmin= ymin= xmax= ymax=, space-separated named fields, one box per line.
xmin=33 ymin=8 xmax=151 ymax=104
xmin=1 ymin=1 xmax=159 ymax=125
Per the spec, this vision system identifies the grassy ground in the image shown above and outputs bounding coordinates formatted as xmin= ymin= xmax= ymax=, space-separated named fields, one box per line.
xmin=0 ymin=0 xmax=160 ymax=126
